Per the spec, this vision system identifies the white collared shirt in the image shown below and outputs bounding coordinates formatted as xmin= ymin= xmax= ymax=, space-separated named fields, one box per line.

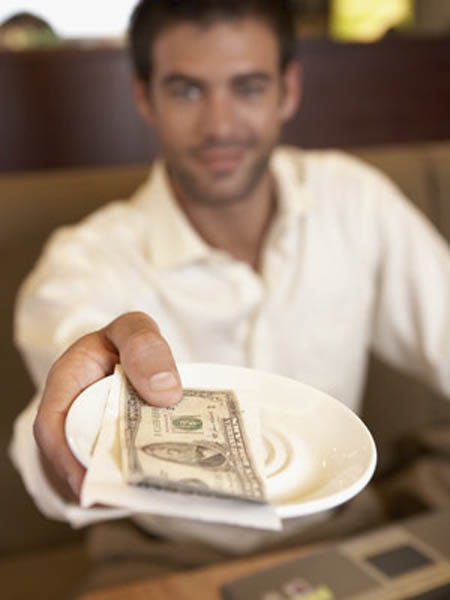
xmin=9 ymin=146 xmax=450 ymax=545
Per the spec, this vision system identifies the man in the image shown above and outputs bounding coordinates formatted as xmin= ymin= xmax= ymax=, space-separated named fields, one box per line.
xmin=10 ymin=0 xmax=450 ymax=567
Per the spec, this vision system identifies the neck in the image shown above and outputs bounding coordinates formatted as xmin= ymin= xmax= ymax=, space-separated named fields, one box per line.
xmin=172 ymin=173 xmax=276 ymax=271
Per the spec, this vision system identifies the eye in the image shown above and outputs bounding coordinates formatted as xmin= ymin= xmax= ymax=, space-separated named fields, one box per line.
xmin=170 ymin=83 xmax=202 ymax=100
xmin=234 ymin=80 xmax=268 ymax=97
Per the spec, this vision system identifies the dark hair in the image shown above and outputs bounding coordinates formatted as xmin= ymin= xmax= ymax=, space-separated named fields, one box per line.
xmin=128 ymin=0 xmax=297 ymax=84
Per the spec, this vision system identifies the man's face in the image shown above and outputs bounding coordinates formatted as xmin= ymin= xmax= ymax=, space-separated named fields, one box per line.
xmin=137 ymin=18 xmax=300 ymax=207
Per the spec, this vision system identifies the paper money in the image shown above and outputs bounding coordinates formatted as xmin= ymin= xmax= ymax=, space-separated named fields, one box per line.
xmin=80 ymin=365 xmax=281 ymax=531
xmin=118 ymin=374 xmax=267 ymax=503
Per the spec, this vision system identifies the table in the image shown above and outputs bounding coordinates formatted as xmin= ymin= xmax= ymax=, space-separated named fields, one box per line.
xmin=78 ymin=545 xmax=312 ymax=600
xmin=78 ymin=510 xmax=450 ymax=600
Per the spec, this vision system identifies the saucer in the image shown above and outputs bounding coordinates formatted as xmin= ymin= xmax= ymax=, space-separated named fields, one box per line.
xmin=66 ymin=363 xmax=376 ymax=518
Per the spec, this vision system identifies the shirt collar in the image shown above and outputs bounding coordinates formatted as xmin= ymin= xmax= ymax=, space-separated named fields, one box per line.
xmin=134 ymin=146 xmax=314 ymax=271
xmin=270 ymin=146 xmax=314 ymax=220
xmin=135 ymin=162 xmax=211 ymax=270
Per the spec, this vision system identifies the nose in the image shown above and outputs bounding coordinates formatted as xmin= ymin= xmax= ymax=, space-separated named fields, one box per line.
xmin=200 ymin=90 xmax=236 ymax=140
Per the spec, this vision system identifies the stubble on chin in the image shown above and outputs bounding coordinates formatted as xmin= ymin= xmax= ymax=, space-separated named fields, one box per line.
xmin=167 ymin=145 xmax=275 ymax=208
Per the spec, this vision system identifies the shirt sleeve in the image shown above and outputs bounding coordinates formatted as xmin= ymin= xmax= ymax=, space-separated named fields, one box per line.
xmin=9 ymin=394 xmax=129 ymax=527
xmin=369 ymin=171 xmax=450 ymax=396
xmin=10 ymin=205 xmax=146 ymax=525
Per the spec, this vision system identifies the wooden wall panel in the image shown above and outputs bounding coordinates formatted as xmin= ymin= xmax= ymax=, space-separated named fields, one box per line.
xmin=0 ymin=49 xmax=156 ymax=171
xmin=0 ymin=36 xmax=449 ymax=172
xmin=289 ymin=37 xmax=450 ymax=149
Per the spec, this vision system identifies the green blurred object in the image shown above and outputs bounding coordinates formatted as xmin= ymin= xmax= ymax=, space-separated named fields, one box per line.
xmin=330 ymin=0 xmax=414 ymax=41
xmin=0 ymin=12 xmax=60 ymax=50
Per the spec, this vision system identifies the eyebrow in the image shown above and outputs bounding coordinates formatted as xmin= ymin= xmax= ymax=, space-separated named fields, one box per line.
xmin=232 ymin=72 xmax=273 ymax=84
xmin=161 ymin=73 xmax=204 ymax=88
xmin=160 ymin=71 xmax=273 ymax=88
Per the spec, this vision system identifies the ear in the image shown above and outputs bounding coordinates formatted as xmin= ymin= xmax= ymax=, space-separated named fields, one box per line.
xmin=279 ymin=61 xmax=302 ymax=123
xmin=132 ymin=78 xmax=155 ymax=125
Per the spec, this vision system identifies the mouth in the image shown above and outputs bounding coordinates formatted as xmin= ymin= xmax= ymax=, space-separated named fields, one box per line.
xmin=194 ymin=147 xmax=247 ymax=173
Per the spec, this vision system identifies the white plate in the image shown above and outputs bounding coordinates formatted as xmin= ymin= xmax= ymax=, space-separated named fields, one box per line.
xmin=65 ymin=363 xmax=376 ymax=519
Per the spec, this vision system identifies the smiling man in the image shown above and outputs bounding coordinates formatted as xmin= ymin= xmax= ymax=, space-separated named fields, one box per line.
xmin=133 ymin=10 xmax=300 ymax=268
xmin=10 ymin=0 xmax=450 ymax=589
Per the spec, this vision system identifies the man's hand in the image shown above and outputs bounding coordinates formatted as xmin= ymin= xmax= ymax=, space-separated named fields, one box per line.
xmin=33 ymin=312 xmax=182 ymax=500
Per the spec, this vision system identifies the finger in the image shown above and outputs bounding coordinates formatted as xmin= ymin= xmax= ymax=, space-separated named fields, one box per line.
xmin=35 ymin=332 xmax=119 ymax=497
xmin=105 ymin=311 xmax=182 ymax=407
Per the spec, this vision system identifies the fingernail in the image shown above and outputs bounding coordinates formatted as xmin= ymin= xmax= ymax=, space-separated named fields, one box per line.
xmin=149 ymin=371 xmax=178 ymax=392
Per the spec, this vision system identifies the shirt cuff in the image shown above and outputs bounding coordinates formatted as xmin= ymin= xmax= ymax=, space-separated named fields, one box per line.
xmin=9 ymin=394 xmax=129 ymax=528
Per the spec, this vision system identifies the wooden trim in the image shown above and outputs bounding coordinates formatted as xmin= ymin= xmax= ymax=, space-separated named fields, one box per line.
xmin=1 ymin=36 xmax=449 ymax=171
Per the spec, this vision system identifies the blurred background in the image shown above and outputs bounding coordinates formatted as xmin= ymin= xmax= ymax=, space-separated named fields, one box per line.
xmin=1 ymin=0 xmax=450 ymax=172
xmin=1 ymin=2 xmax=450 ymax=599
xmin=1 ymin=0 xmax=450 ymax=49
